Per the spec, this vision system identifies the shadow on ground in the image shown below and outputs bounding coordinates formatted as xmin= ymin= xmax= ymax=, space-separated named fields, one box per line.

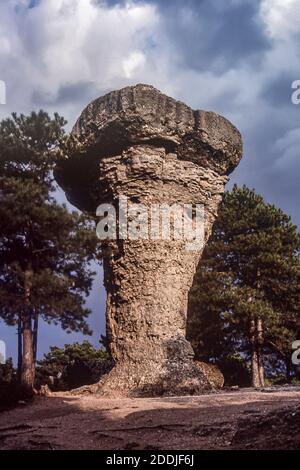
xmin=0 ymin=389 xmax=299 ymax=450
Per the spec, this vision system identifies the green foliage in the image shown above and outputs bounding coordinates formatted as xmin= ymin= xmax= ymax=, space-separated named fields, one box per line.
xmin=187 ymin=185 xmax=300 ymax=384
xmin=0 ymin=359 xmax=20 ymax=410
xmin=36 ymin=341 xmax=112 ymax=391
xmin=0 ymin=110 xmax=102 ymax=394
xmin=0 ymin=111 xmax=66 ymax=189
xmin=291 ymin=377 xmax=300 ymax=385
xmin=0 ymin=110 xmax=101 ymax=334
xmin=218 ymin=353 xmax=251 ymax=387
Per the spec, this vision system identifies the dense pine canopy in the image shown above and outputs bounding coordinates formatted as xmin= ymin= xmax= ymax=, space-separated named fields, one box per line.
xmin=187 ymin=185 xmax=300 ymax=385
xmin=0 ymin=111 xmax=100 ymax=395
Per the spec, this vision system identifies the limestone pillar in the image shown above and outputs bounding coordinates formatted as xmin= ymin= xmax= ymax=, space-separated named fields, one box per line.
xmin=56 ymin=84 xmax=243 ymax=396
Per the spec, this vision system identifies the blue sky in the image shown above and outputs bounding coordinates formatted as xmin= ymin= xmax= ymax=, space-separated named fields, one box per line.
xmin=0 ymin=0 xmax=300 ymax=362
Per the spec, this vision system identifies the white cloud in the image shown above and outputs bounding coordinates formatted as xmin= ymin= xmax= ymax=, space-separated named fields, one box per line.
xmin=123 ymin=51 xmax=146 ymax=78
xmin=0 ymin=0 xmax=158 ymax=124
xmin=260 ymin=0 xmax=300 ymax=41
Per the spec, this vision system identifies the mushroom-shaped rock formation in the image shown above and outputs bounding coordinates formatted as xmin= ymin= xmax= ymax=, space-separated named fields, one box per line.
xmin=56 ymin=84 xmax=243 ymax=396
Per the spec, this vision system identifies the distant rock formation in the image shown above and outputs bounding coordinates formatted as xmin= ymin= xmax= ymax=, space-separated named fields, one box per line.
xmin=56 ymin=84 xmax=243 ymax=396
xmin=194 ymin=362 xmax=224 ymax=389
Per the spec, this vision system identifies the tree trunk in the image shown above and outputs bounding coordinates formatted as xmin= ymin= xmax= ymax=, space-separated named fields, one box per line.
xmin=21 ymin=268 xmax=34 ymax=397
xmin=250 ymin=317 xmax=265 ymax=388
xmin=257 ymin=318 xmax=265 ymax=387
xmin=21 ymin=314 xmax=34 ymax=396
xmin=250 ymin=318 xmax=261 ymax=388
xmin=17 ymin=314 xmax=22 ymax=384
xmin=249 ymin=269 xmax=265 ymax=388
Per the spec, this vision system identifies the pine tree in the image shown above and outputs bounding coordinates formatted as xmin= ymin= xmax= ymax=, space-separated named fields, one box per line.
xmin=0 ymin=111 xmax=100 ymax=396
xmin=187 ymin=185 xmax=300 ymax=387
xmin=36 ymin=341 xmax=111 ymax=391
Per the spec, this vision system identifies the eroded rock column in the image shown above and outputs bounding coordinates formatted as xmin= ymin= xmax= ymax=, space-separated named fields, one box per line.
xmin=56 ymin=84 xmax=243 ymax=396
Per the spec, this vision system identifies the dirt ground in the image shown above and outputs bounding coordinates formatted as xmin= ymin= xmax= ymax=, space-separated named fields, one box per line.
xmin=0 ymin=387 xmax=300 ymax=450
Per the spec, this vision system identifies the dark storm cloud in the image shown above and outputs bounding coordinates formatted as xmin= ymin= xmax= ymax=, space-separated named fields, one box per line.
xmin=261 ymin=74 xmax=297 ymax=107
xmin=32 ymin=81 xmax=103 ymax=106
xmin=105 ymin=0 xmax=270 ymax=72
xmin=159 ymin=0 xmax=270 ymax=72
xmin=231 ymin=100 xmax=300 ymax=226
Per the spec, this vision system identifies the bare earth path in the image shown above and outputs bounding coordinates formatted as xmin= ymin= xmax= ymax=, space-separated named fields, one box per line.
xmin=0 ymin=388 xmax=300 ymax=450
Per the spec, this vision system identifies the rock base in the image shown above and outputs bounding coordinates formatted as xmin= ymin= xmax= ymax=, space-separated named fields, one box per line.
xmin=97 ymin=360 xmax=211 ymax=397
